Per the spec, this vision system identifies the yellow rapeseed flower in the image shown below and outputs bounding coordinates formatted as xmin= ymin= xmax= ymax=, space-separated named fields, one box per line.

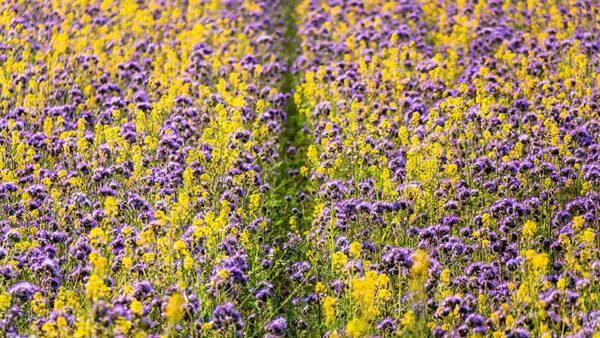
xmin=522 ymin=220 xmax=537 ymax=239
xmin=345 ymin=318 xmax=366 ymax=337
xmin=165 ymin=292 xmax=185 ymax=322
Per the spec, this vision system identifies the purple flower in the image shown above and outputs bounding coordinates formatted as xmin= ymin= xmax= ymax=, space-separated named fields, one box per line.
xmin=264 ymin=316 xmax=287 ymax=337
xmin=211 ymin=302 xmax=244 ymax=333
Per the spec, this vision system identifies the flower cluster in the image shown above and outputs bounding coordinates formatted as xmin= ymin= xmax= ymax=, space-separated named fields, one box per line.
xmin=291 ymin=0 xmax=600 ymax=336
xmin=2 ymin=0 xmax=600 ymax=337
xmin=0 ymin=0 xmax=297 ymax=336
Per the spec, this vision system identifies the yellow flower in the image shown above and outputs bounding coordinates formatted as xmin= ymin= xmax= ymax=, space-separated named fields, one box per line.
xmin=323 ymin=296 xmax=335 ymax=321
xmin=184 ymin=256 xmax=194 ymax=270
xmin=116 ymin=316 xmax=132 ymax=334
xmin=174 ymin=240 xmax=188 ymax=252
xmin=506 ymin=314 xmax=515 ymax=327
xmin=86 ymin=274 xmax=109 ymax=300
xmin=89 ymin=227 xmax=107 ymax=245
xmin=123 ymin=256 xmax=133 ymax=268
xmin=352 ymin=277 xmax=376 ymax=309
xmin=66 ymin=291 xmax=79 ymax=309
xmin=68 ymin=176 xmax=81 ymax=186
xmin=365 ymin=270 xmax=378 ymax=281
xmin=43 ymin=117 xmax=53 ymax=138
xmin=216 ymin=268 xmax=230 ymax=281
xmin=89 ymin=252 xmax=108 ymax=274
xmin=56 ymin=316 xmax=67 ymax=328
xmin=532 ymin=252 xmax=549 ymax=273
xmin=573 ymin=216 xmax=585 ymax=229
xmin=377 ymin=288 xmax=391 ymax=302
xmin=441 ymin=269 xmax=451 ymax=283
xmin=410 ymin=250 xmax=430 ymax=290
xmin=142 ymin=253 xmax=155 ymax=263
xmin=580 ymin=228 xmax=594 ymax=244
xmin=377 ymin=273 xmax=389 ymax=286
xmin=130 ymin=299 xmax=143 ymax=316
xmin=0 ymin=292 xmax=11 ymax=311
xmin=522 ymin=220 xmax=537 ymax=239
xmin=333 ymin=251 xmax=348 ymax=269
xmin=307 ymin=145 xmax=319 ymax=163
xmin=490 ymin=312 xmax=500 ymax=326
xmin=165 ymin=292 xmax=185 ymax=322
xmin=104 ymin=196 xmax=119 ymax=215
xmin=345 ymin=318 xmax=366 ymax=337
xmin=42 ymin=321 xmax=57 ymax=338
xmin=401 ymin=310 xmax=416 ymax=329
xmin=74 ymin=320 xmax=91 ymax=337
xmin=349 ymin=242 xmax=361 ymax=257
xmin=300 ymin=166 xmax=309 ymax=176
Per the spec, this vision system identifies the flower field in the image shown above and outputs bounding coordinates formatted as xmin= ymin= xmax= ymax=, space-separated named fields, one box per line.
xmin=1 ymin=0 xmax=600 ymax=336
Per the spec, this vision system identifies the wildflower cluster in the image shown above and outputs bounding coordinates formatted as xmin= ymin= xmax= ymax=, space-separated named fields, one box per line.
xmin=0 ymin=0 xmax=294 ymax=336
xmin=1 ymin=0 xmax=600 ymax=337
xmin=292 ymin=0 xmax=600 ymax=336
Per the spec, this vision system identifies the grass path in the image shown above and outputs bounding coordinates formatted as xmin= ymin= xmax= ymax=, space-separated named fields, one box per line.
xmin=258 ymin=1 xmax=318 ymax=334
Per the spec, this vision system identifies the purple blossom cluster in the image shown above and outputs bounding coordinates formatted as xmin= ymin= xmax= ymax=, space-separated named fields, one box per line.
xmin=0 ymin=0 xmax=299 ymax=336
xmin=290 ymin=0 xmax=600 ymax=336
